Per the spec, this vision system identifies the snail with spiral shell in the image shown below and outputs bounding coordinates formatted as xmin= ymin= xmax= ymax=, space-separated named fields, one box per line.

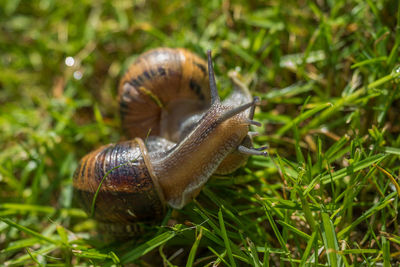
xmin=73 ymin=48 xmax=267 ymax=236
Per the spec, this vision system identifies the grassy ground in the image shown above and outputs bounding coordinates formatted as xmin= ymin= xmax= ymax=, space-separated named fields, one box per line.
xmin=1 ymin=0 xmax=400 ymax=266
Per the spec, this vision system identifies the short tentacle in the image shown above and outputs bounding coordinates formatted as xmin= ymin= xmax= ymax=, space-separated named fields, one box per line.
xmin=254 ymin=145 xmax=269 ymax=151
xmin=238 ymin=145 xmax=268 ymax=156
xmin=247 ymin=120 xmax=262 ymax=127
xmin=249 ymin=96 xmax=260 ymax=119
xmin=247 ymin=131 xmax=259 ymax=138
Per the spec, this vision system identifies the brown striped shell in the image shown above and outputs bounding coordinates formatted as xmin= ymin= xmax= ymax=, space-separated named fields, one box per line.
xmin=73 ymin=139 xmax=166 ymax=229
xmin=119 ymin=48 xmax=211 ymax=142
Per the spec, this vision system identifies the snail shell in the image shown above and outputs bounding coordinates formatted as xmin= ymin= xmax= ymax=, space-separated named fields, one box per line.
xmin=73 ymin=137 xmax=175 ymax=235
xmin=119 ymin=48 xmax=211 ymax=142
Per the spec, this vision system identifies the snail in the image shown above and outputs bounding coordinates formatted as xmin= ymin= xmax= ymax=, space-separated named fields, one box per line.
xmin=73 ymin=48 xmax=267 ymax=236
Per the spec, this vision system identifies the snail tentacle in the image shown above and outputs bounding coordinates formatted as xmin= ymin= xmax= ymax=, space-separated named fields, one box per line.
xmin=217 ymin=98 xmax=260 ymax=124
xmin=238 ymin=145 xmax=268 ymax=156
xmin=207 ymin=50 xmax=220 ymax=104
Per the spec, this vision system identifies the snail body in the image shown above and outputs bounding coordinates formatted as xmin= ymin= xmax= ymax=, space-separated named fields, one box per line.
xmin=73 ymin=48 xmax=266 ymax=236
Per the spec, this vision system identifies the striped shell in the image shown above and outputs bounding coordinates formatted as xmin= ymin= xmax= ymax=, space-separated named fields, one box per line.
xmin=73 ymin=140 xmax=165 ymax=230
xmin=119 ymin=48 xmax=211 ymax=142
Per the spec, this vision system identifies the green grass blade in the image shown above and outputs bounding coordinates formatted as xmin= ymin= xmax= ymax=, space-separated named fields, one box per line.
xmin=90 ymin=158 xmax=139 ymax=217
xmin=247 ymin=237 xmax=262 ymax=267
xmin=186 ymin=227 xmax=203 ymax=267
xmin=260 ymin=201 xmax=294 ymax=266
xmin=321 ymin=213 xmax=342 ymax=267
xmin=121 ymin=231 xmax=176 ymax=263
xmin=382 ymin=236 xmax=391 ymax=267
xmin=382 ymin=146 xmax=400 ymax=155
xmin=338 ymin=192 xmax=396 ymax=238
xmin=1 ymin=218 xmax=59 ymax=245
xmin=277 ymin=102 xmax=331 ymax=136
xmin=300 ymin=228 xmax=318 ymax=266
xmin=218 ymin=209 xmax=236 ymax=267
xmin=304 ymin=153 xmax=387 ymax=195
xmin=208 ymin=247 xmax=229 ymax=266
xmin=276 ymin=220 xmax=311 ymax=241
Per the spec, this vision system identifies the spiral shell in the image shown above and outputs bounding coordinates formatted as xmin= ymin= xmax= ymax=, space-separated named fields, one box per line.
xmin=119 ymin=48 xmax=211 ymax=142
xmin=73 ymin=139 xmax=165 ymax=226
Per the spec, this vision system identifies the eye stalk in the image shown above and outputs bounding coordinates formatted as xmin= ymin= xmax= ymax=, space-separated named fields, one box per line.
xmin=249 ymin=96 xmax=259 ymax=119
xmin=207 ymin=50 xmax=221 ymax=104
xmin=247 ymin=120 xmax=262 ymax=127
xmin=217 ymin=97 xmax=260 ymax=124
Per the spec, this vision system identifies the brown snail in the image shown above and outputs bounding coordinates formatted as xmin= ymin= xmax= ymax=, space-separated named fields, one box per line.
xmin=73 ymin=48 xmax=267 ymax=235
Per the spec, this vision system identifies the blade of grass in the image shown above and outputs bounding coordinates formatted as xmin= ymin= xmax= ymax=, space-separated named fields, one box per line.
xmin=301 ymin=88 xmax=365 ymax=135
xmin=321 ymin=213 xmax=342 ymax=267
xmin=259 ymin=199 xmax=294 ymax=267
xmin=0 ymin=203 xmax=86 ymax=217
xmin=26 ymin=248 xmax=43 ymax=266
xmin=72 ymin=249 xmax=120 ymax=263
xmin=277 ymin=102 xmax=331 ymax=136
xmin=218 ymin=209 xmax=236 ymax=267
xmin=121 ymin=231 xmax=177 ymax=263
xmin=300 ymin=227 xmax=319 ymax=266
xmin=382 ymin=146 xmax=400 ymax=155
xmin=186 ymin=227 xmax=203 ymax=267
xmin=208 ymin=247 xmax=229 ymax=266
xmin=304 ymin=153 xmax=387 ymax=195
xmin=247 ymin=237 xmax=262 ymax=267
xmin=91 ymin=158 xmax=139 ymax=217
xmin=276 ymin=220 xmax=311 ymax=241
xmin=5 ymin=244 xmax=57 ymax=265
xmin=1 ymin=218 xmax=60 ymax=245
xmin=338 ymin=192 xmax=396 ymax=238
xmin=373 ymin=164 xmax=400 ymax=198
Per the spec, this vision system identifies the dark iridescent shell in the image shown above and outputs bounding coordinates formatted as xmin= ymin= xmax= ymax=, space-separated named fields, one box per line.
xmin=73 ymin=140 xmax=165 ymax=230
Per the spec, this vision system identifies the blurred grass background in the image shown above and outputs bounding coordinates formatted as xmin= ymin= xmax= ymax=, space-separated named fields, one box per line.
xmin=1 ymin=0 xmax=400 ymax=266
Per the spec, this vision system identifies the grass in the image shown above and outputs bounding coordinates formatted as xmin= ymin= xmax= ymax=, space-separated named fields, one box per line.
xmin=1 ymin=0 xmax=400 ymax=265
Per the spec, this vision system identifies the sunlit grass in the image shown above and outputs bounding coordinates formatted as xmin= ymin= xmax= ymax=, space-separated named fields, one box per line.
xmin=1 ymin=0 xmax=400 ymax=265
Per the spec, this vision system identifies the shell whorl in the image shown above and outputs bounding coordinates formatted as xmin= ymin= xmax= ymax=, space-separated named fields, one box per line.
xmin=119 ymin=48 xmax=211 ymax=142
xmin=73 ymin=140 xmax=165 ymax=224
